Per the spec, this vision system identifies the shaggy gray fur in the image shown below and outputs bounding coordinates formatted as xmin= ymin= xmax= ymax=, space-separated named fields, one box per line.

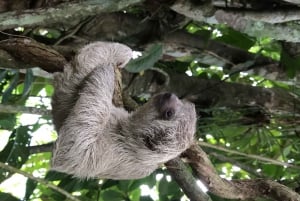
xmin=51 ymin=42 xmax=196 ymax=179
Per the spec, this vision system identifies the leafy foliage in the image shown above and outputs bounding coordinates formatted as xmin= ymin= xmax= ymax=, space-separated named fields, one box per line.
xmin=126 ymin=44 xmax=163 ymax=73
xmin=0 ymin=2 xmax=300 ymax=201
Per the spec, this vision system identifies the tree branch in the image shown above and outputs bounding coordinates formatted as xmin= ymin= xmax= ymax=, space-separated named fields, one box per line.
xmin=0 ymin=0 xmax=143 ymax=31
xmin=29 ymin=143 xmax=53 ymax=154
xmin=171 ymin=0 xmax=300 ymax=42
xmin=214 ymin=10 xmax=300 ymax=43
xmin=199 ymin=141 xmax=300 ymax=170
xmin=184 ymin=144 xmax=300 ymax=201
xmin=209 ymin=152 xmax=264 ymax=178
xmin=0 ymin=104 xmax=51 ymax=116
xmin=0 ymin=38 xmax=66 ymax=72
xmin=166 ymin=158 xmax=212 ymax=201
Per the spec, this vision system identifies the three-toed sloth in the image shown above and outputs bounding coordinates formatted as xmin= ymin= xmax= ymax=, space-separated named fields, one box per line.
xmin=51 ymin=42 xmax=197 ymax=180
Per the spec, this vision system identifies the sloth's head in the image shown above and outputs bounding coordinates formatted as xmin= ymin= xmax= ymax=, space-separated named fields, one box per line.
xmin=123 ymin=92 xmax=196 ymax=162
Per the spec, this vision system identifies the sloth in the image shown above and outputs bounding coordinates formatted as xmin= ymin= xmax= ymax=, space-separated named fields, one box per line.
xmin=51 ymin=42 xmax=197 ymax=180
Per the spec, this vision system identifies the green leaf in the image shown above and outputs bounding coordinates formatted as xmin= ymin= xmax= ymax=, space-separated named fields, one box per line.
xmin=0 ymin=192 xmax=20 ymax=201
xmin=21 ymin=69 xmax=34 ymax=100
xmin=215 ymin=26 xmax=255 ymax=50
xmin=157 ymin=176 xmax=182 ymax=201
xmin=167 ymin=180 xmax=182 ymax=199
xmin=58 ymin=177 xmax=82 ymax=192
xmin=45 ymin=170 xmax=70 ymax=181
xmin=129 ymin=188 xmax=141 ymax=201
xmin=129 ymin=174 xmax=156 ymax=192
xmin=0 ymin=113 xmax=17 ymax=130
xmin=45 ymin=84 xmax=54 ymax=96
xmin=0 ymin=126 xmax=31 ymax=181
xmin=283 ymin=145 xmax=292 ymax=157
xmin=0 ymin=70 xmax=8 ymax=82
xmin=280 ymin=50 xmax=300 ymax=78
xmin=158 ymin=177 xmax=169 ymax=200
xmin=140 ymin=196 xmax=154 ymax=201
xmin=6 ymin=126 xmax=31 ymax=165
xmin=2 ymin=71 xmax=20 ymax=104
xmin=101 ymin=180 xmax=118 ymax=190
xmin=0 ymin=130 xmax=16 ymax=181
xmin=118 ymin=180 xmax=132 ymax=192
xmin=102 ymin=189 xmax=125 ymax=201
xmin=0 ymin=130 xmax=16 ymax=162
xmin=24 ymin=179 xmax=37 ymax=201
xmin=126 ymin=44 xmax=163 ymax=73
xmin=30 ymin=77 xmax=48 ymax=96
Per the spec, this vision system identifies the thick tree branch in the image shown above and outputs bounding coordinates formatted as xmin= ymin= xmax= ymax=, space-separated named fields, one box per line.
xmin=184 ymin=144 xmax=300 ymax=201
xmin=173 ymin=0 xmax=300 ymax=24
xmin=217 ymin=10 xmax=300 ymax=24
xmin=166 ymin=158 xmax=212 ymax=201
xmin=171 ymin=0 xmax=300 ymax=42
xmin=0 ymin=38 xmax=66 ymax=72
xmin=0 ymin=0 xmax=143 ymax=31
xmin=214 ymin=10 xmax=300 ymax=43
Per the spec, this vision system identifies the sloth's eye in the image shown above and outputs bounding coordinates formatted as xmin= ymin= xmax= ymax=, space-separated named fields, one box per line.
xmin=163 ymin=109 xmax=174 ymax=120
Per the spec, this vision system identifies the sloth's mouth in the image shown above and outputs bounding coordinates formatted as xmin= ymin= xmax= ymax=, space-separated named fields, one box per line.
xmin=142 ymin=129 xmax=168 ymax=152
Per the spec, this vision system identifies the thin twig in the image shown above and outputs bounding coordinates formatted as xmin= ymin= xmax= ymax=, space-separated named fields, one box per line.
xmin=54 ymin=16 xmax=94 ymax=46
xmin=0 ymin=161 xmax=81 ymax=201
xmin=198 ymin=141 xmax=300 ymax=169
xmin=0 ymin=104 xmax=51 ymax=116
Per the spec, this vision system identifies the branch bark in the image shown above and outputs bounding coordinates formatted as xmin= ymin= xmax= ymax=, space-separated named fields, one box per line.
xmin=214 ymin=10 xmax=300 ymax=43
xmin=184 ymin=144 xmax=300 ymax=201
xmin=0 ymin=38 xmax=66 ymax=72
xmin=0 ymin=0 xmax=143 ymax=31
xmin=166 ymin=158 xmax=212 ymax=201
xmin=171 ymin=0 xmax=300 ymax=42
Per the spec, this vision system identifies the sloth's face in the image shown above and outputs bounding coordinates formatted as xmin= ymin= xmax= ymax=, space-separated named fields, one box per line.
xmin=153 ymin=93 xmax=181 ymax=120
xmin=128 ymin=92 xmax=196 ymax=157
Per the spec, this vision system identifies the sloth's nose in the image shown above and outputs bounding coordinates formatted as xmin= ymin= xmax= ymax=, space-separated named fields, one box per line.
xmin=154 ymin=92 xmax=179 ymax=107
xmin=162 ymin=92 xmax=172 ymax=99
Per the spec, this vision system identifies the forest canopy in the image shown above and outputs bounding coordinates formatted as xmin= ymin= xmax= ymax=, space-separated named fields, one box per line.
xmin=0 ymin=0 xmax=299 ymax=201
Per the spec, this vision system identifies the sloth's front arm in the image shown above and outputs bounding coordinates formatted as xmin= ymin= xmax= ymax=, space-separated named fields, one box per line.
xmin=52 ymin=65 xmax=115 ymax=177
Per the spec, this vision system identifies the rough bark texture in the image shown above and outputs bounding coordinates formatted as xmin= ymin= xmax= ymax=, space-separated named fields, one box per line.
xmin=184 ymin=144 xmax=300 ymax=201
xmin=0 ymin=0 xmax=143 ymax=31
xmin=166 ymin=158 xmax=211 ymax=201
xmin=0 ymin=38 xmax=66 ymax=72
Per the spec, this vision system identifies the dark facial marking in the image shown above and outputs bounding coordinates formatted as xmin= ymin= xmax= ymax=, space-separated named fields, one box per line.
xmin=143 ymin=130 xmax=167 ymax=151
xmin=154 ymin=93 xmax=178 ymax=120
xmin=143 ymin=136 xmax=156 ymax=151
